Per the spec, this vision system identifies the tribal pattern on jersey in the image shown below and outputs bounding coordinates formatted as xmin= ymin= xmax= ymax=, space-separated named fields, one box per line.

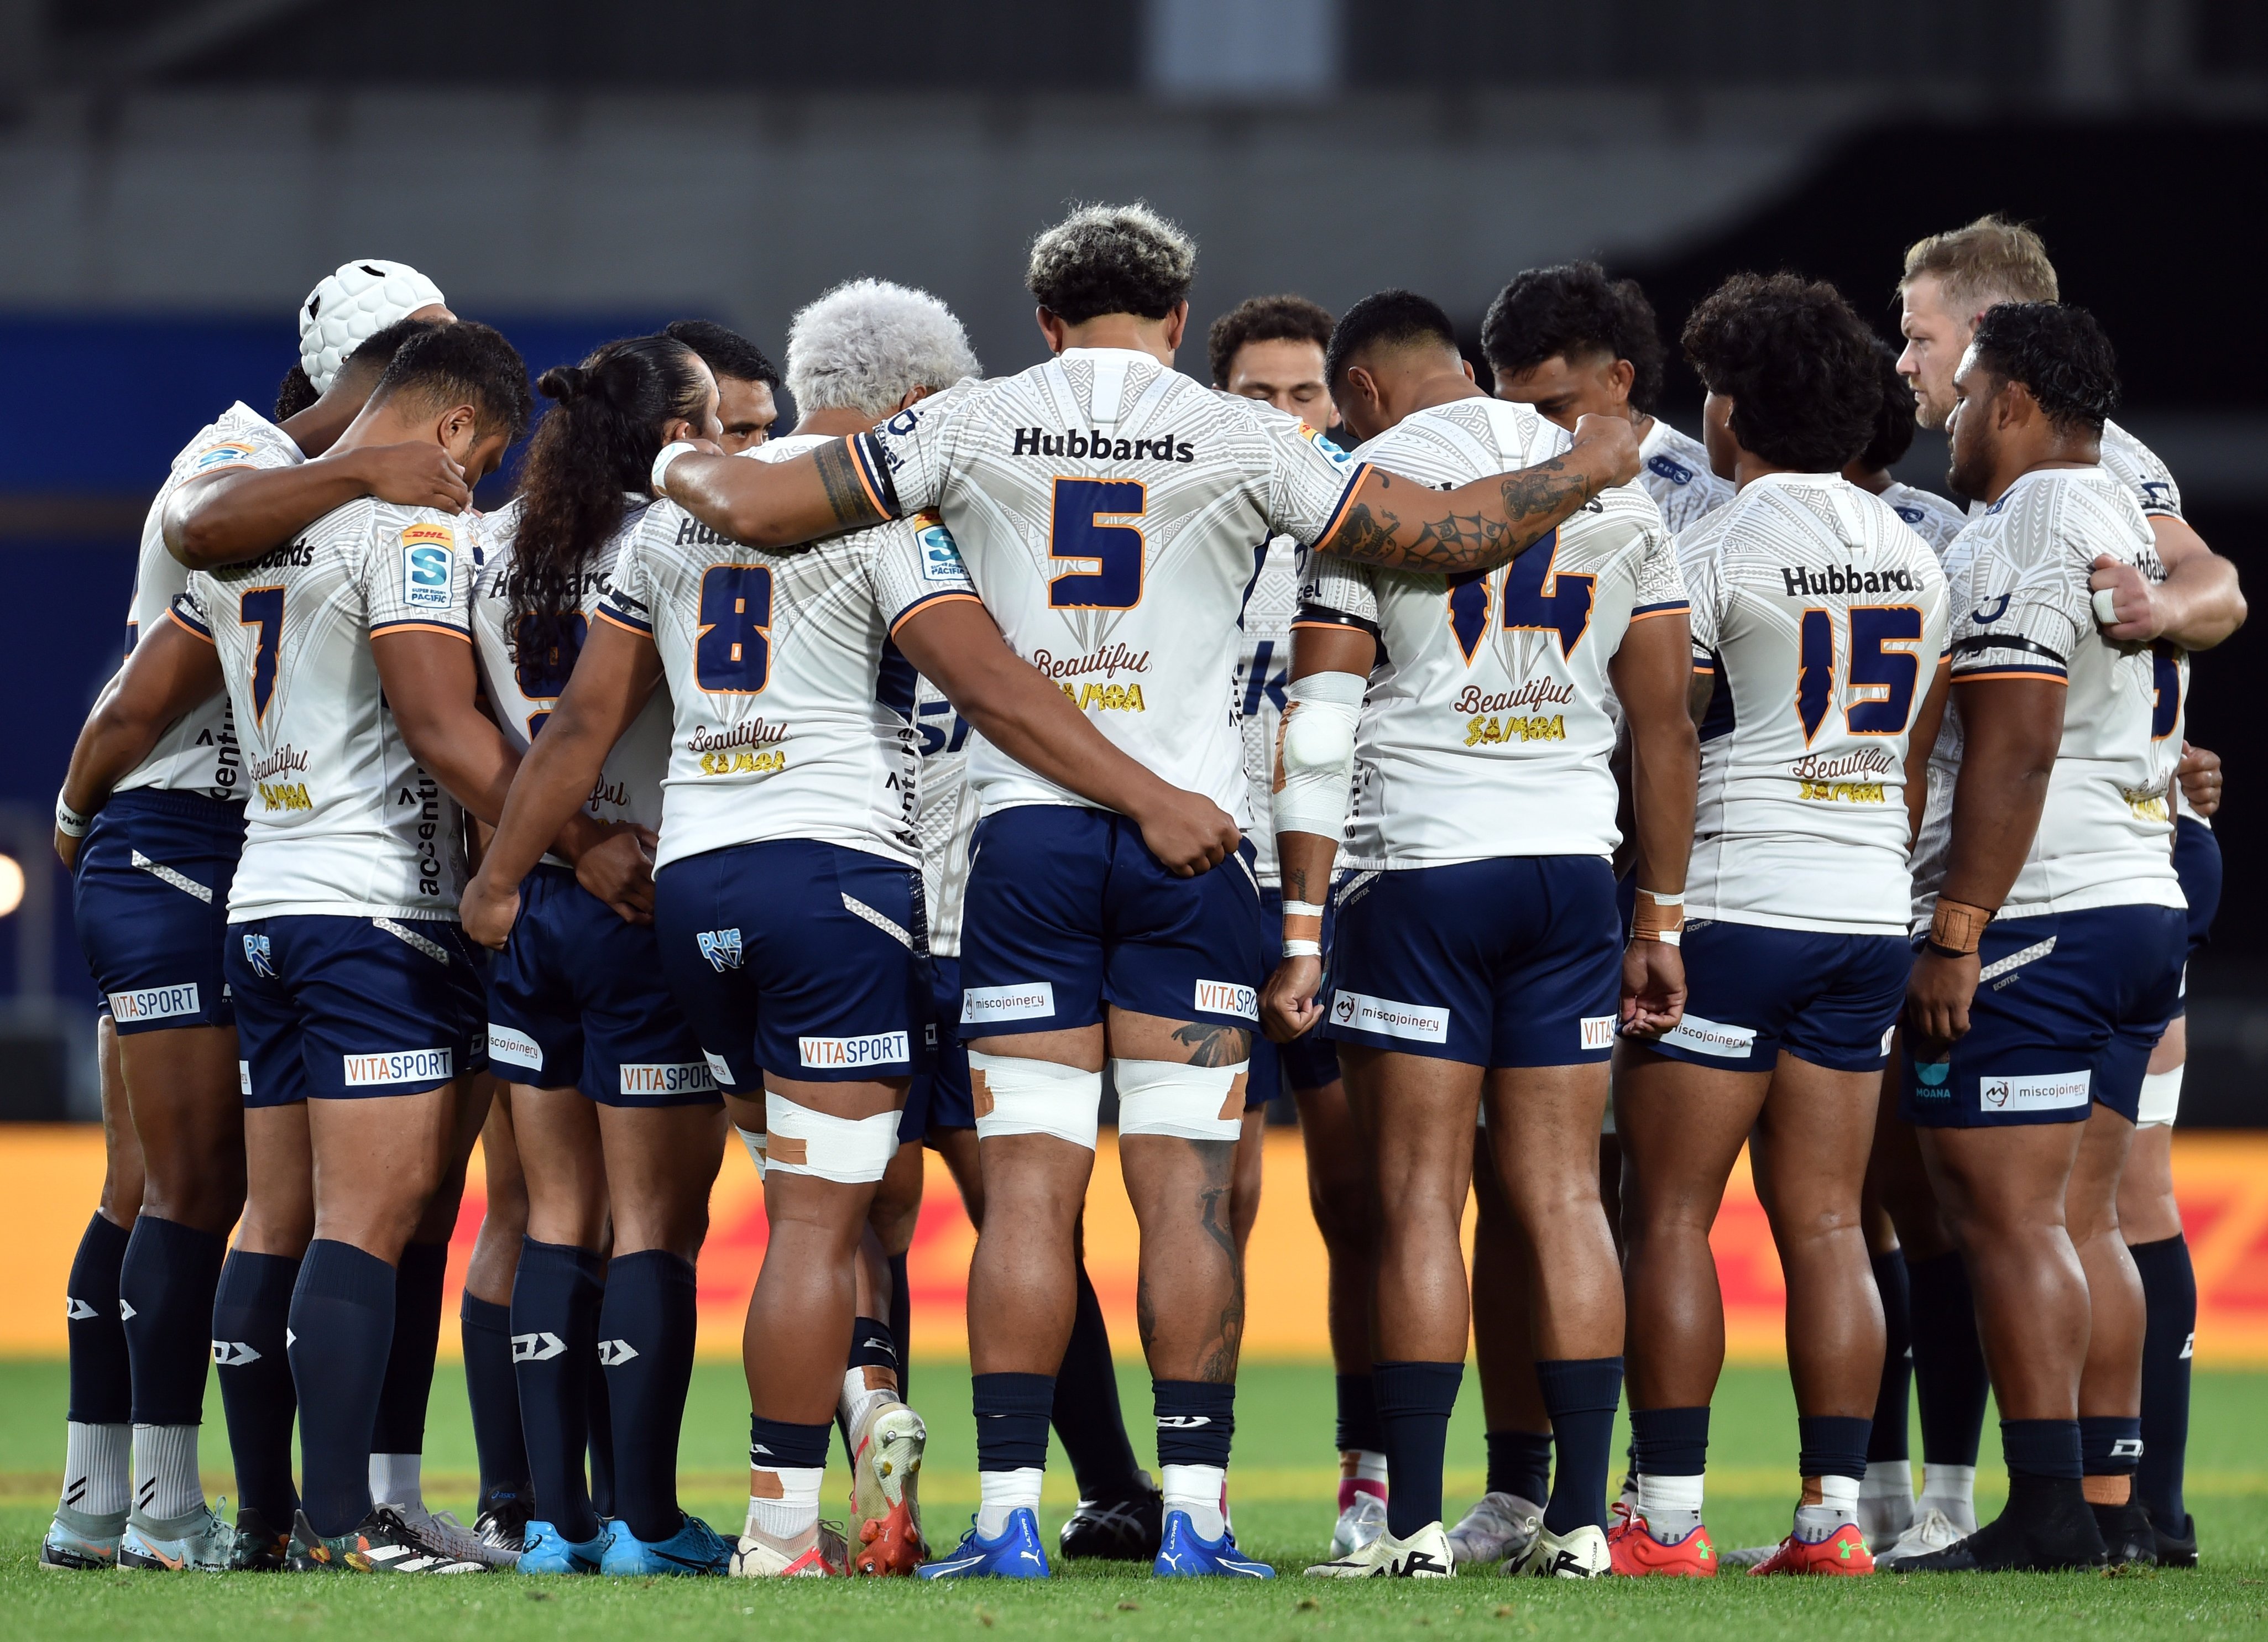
xmin=175 ymin=498 xmax=473 ymax=922
xmin=1305 ymin=397 xmax=1684 ymax=867
xmin=472 ymin=496 xmax=671 ymax=864
xmin=2098 ymin=421 xmax=2204 ymax=822
xmin=1681 ymin=473 xmax=1950 ymax=935
xmin=1636 ymin=416 xmax=1732 ymax=536
xmin=912 ymin=673 xmax=979 ymax=958
xmin=1237 ymin=535 xmax=1304 ymax=885
xmin=1914 ymin=466 xmax=2181 ymax=924
xmin=1878 ymin=482 xmax=1968 ymax=554
xmin=114 ymin=403 xmax=302 ymax=802
xmin=601 ymin=435 xmax=981 ymax=872
xmin=861 ymin=348 xmax=1368 ymax=823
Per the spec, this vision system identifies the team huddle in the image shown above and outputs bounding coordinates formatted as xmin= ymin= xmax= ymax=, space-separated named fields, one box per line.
xmin=39 ymin=205 xmax=2235 ymax=1583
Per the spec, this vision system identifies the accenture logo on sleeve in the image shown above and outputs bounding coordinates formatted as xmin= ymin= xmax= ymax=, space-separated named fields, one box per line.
xmin=1979 ymin=1070 xmax=2091 ymax=1112
xmin=1779 ymin=565 xmax=1916 ymax=598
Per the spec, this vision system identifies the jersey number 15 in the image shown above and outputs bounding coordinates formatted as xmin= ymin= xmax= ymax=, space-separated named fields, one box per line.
xmin=1796 ymin=605 xmax=1924 ymax=743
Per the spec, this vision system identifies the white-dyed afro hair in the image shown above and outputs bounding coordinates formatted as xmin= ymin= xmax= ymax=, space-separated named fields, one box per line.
xmin=784 ymin=279 xmax=981 ymax=421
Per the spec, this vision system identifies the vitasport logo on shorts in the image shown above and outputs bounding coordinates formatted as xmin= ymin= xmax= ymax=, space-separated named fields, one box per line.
xmin=1979 ymin=1070 xmax=2091 ymax=1112
xmin=341 ymin=1048 xmax=454 ymax=1087
xmin=1194 ymin=979 xmax=1258 ymax=1021
xmin=1328 ymin=990 xmax=1449 ymax=1044
xmin=107 ymin=984 xmax=201 ymax=1024
xmin=798 ymin=1033 xmax=911 ymax=1070
xmin=620 ymin=1062 xmax=719 ymax=1096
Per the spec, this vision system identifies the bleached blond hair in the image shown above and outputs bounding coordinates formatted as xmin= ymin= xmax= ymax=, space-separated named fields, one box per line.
xmin=783 ymin=279 xmax=981 ymax=420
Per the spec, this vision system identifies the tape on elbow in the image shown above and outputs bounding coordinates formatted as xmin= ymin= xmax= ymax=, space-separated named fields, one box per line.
xmin=761 ymin=1093 xmax=900 ymax=1184
xmin=1114 ymin=1058 xmax=1250 ymax=1143
xmin=968 ymin=1051 xmax=1102 ymax=1150
xmin=735 ymin=1124 xmax=768 ymax=1180
xmin=1274 ymin=672 xmax=1362 ymax=838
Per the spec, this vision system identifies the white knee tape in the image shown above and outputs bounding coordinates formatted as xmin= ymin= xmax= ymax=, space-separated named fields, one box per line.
xmin=1114 ymin=1058 xmax=1248 ymax=1142
xmin=762 ymin=1093 xmax=900 ymax=1184
xmin=2136 ymin=1065 xmax=2183 ymax=1128
xmin=968 ymin=1051 xmax=1102 ymax=1149
xmin=735 ymin=1125 xmax=768 ymax=1180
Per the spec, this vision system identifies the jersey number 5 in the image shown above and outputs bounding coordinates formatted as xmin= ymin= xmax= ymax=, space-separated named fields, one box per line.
xmin=1048 ymin=478 xmax=1146 ymax=609
xmin=1797 ymin=604 xmax=1923 ymax=743
xmin=696 ymin=566 xmax=774 ymax=694
xmin=237 ymin=587 xmax=284 ymax=726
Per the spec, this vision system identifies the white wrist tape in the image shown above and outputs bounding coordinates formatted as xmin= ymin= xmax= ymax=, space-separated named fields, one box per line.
xmin=762 ymin=1092 xmax=900 ymax=1184
xmin=1283 ymin=939 xmax=1322 ymax=959
xmin=1272 ymin=671 xmax=1363 ymax=841
xmin=651 ymin=440 xmax=698 ymax=495
xmin=1637 ymin=888 xmax=1683 ymax=907
xmin=1114 ymin=1058 xmax=1248 ymax=1142
xmin=969 ymin=1051 xmax=1102 ymax=1150
xmin=735 ymin=1125 xmax=767 ymax=1181
xmin=1281 ymin=900 xmax=1327 ymax=921
xmin=2136 ymin=1064 xmax=2183 ymax=1128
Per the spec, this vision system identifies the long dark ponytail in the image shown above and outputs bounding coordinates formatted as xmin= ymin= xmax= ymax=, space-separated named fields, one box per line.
xmin=511 ymin=333 xmax=709 ymax=662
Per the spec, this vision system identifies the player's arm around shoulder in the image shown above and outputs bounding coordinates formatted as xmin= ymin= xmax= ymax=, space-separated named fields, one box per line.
xmin=54 ymin=602 xmax=227 ymax=868
xmin=164 ymin=436 xmax=471 ymax=572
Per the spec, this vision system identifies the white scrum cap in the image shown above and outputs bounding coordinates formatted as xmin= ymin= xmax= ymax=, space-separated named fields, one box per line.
xmin=297 ymin=259 xmax=449 ymax=394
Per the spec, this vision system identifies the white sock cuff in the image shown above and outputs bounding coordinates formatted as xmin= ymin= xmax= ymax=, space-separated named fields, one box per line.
xmin=1920 ymin=1462 xmax=1977 ymax=1504
xmin=369 ymin=1451 xmax=422 ymax=1510
xmin=762 ymin=1092 xmax=899 ymax=1183
xmin=1859 ymin=1458 xmax=1915 ymax=1498
xmin=1814 ymin=1473 xmax=1862 ymax=1510
xmin=62 ymin=1421 xmax=131 ymax=1518
xmin=969 ymin=1052 xmax=1102 ymax=1149
xmin=2137 ymin=1064 xmax=2184 ymax=1127
xmin=1635 ymin=1470 xmax=1705 ymax=1515
xmin=976 ymin=1466 xmax=1046 ymax=1535
xmin=1353 ymin=1450 xmax=1389 ymax=1484
xmin=1114 ymin=1058 xmax=1247 ymax=1142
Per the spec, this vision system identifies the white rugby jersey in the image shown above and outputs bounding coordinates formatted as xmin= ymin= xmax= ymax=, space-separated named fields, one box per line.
xmin=912 ymin=674 xmax=979 ymax=958
xmin=471 ymin=496 xmax=671 ymax=867
xmin=1236 ymin=535 xmax=1305 ymax=887
xmin=1915 ymin=466 xmax=2181 ymax=922
xmin=1637 ymin=416 xmax=1733 ymax=536
xmin=1878 ymin=482 xmax=1968 ymax=555
xmin=1681 ymin=473 xmax=1951 ymax=934
xmin=114 ymin=404 xmax=304 ymax=801
xmin=1304 ymin=397 xmax=1682 ymax=866
xmin=859 ymin=349 xmax=1368 ymax=823
xmin=2098 ymin=421 xmax=2204 ymax=825
xmin=175 ymin=499 xmax=475 ymax=922
xmin=602 ymin=434 xmax=981 ymax=873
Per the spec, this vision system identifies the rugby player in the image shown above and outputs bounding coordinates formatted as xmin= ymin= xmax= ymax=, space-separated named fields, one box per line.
xmin=1613 ymin=275 xmax=1949 ymax=1577
xmin=1899 ymin=303 xmax=2183 ymax=1571
xmin=1888 ymin=218 xmax=2243 ymax=1566
xmin=664 ymin=320 xmax=783 ymax=451
xmin=459 ymin=277 xmax=1246 ymax=1580
xmin=651 ymin=203 xmax=1639 ymax=1580
xmin=1210 ymin=292 xmax=1388 ymax=1557
xmin=45 ymin=302 xmax=465 ymax=1574
xmin=1274 ymin=291 xmax=1695 ymax=1581
xmin=1483 ymin=262 xmax=1732 ymax=534
xmin=471 ymin=335 xmax=735 ymax=1577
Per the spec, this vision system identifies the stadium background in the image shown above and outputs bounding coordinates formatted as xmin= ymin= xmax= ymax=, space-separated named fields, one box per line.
xmin=1 ymin=0 xmax=2265 ymax=1367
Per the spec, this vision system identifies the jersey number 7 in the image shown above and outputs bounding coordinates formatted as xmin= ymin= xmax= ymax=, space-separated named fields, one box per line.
xmin=1048 ymin=478 xmax=1146 ymax=609
xmin=1797 ymin=604 xmax=1923 ymax=743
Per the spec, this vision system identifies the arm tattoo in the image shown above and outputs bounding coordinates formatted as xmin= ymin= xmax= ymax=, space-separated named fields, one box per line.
xmin=811 ymin=439 xmax=891 ymax=531
xmin=1170 ymin=1022 xmax=1252 ymax=1067
xmin=1282 ymin=866 xmax=1309 ymax=902
xmin=1324 ymin=461 xmax=1600 ymax=574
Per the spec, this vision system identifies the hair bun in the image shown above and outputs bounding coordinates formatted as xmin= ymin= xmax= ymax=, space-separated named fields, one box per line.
xmin=538 ymin=364 xmax=590 ymax=402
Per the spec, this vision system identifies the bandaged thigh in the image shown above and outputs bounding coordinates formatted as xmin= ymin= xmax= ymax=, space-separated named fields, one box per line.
xmin=1114 ymin=1058 xmax=1249 ymax=1142
xmin=969 ymin=1050 xmax=1102 ymax=1150
xmin=762 ymin=1092 xmax=900 ymax=1184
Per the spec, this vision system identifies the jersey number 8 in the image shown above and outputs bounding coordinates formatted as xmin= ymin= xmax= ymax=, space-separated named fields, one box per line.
xmin=1796 ymin=604 xmax=1924 ymax=743
xmin=1048 ymin=478 xmax=1146 ymax=609
xmin=696 ymin=566 xmax=774 ymax=694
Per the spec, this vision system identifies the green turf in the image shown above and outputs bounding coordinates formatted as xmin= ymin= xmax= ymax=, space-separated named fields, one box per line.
xmin=4 ymin=1357 xmax=2266 ymax=1639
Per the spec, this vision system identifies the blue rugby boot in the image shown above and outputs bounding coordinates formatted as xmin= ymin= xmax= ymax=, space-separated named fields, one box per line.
xmin=1154 ymin=1509 xmax=1276 ymax=1578
xmin=600 ymin=1513 xmax=733 ymax=1577
xmin=919 ymin=1509 xmax=1051 ymax=1580
xmin=514 ymin=1518 xmax=609 ymax=1574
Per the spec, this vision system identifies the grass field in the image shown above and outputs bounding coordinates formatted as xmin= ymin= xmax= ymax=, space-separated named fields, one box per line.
xmin=3 ymin=1358 xmax=2266 ymax=1639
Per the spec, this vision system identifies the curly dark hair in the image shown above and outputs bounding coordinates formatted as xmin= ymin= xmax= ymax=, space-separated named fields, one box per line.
xmin=369 ymin=320 xmax=534 ymax=446
xmin=664 ymin=318 xmax=780 ymax=388
xmin=1680 ymin=273 xmax=1880 ymax=472
xmin=274 ymin=315 xmax=443 ymax=421
xmin=1324 ymin=289 xmax=1460 ymax=393
xmin=1207 ymin=294 xmax=1335 ymax=388
xmin=1854 ymin=333 xmax=1919 ymax=473
xmin=1481 ymin=262 xmax=1666 ymax=415
xmin=1968 ymin=301 xmax=2120 ymax=436
xmin=510 ymin=334 xmax=709 ymax=666
xmin=274 ymin=364 xmax=320 ymax=421
xmin=1026 ymin=203 xmax=1196 ymax=324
